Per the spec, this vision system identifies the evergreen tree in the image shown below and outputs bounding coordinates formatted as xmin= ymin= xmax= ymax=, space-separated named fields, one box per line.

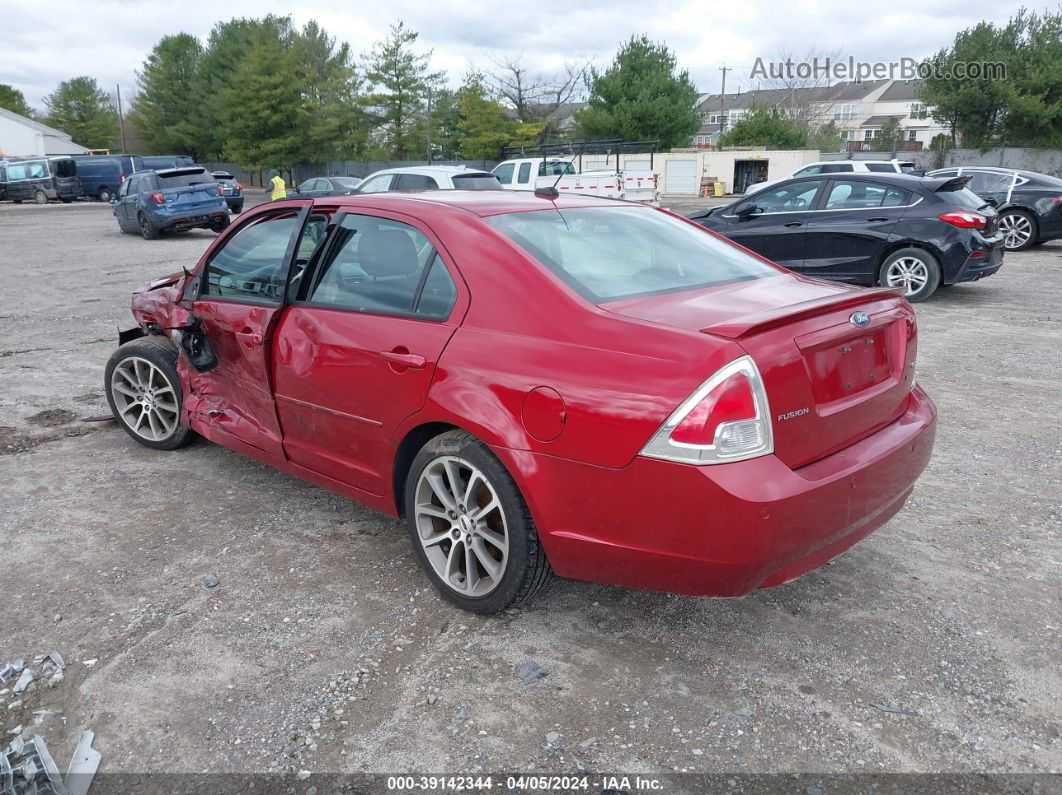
xmin=456 ymin=74 xmax=516 ymax=159
xmin=719 ymin=106 xmax=807 ymax=149
xmin=0 ymin=84 xmax=34 ymax=118
xmin=363 ymin=21 xmax=443 ymax=158
xmin=43 ymin=77 xmax=117 ymax=149
xmin=130 ymin=34 xmax=208 ymax=159
xmin=576 ymin=35 xmax=700 ymax=148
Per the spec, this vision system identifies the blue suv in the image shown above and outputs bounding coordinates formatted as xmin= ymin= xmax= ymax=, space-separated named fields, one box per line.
xmin=113 ymin=167 xmax=229 ymax=239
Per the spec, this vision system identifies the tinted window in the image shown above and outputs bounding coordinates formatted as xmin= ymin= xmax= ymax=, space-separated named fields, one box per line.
xmin=517 ymin=162 xmax=532 ymax=184
xmin=450 ymin=173 xmax=502 ymax=190
xmin=940 ymin=187 xmax=989 ymax=210
xmin=750 ymin=182 xmax=820 ymax=213
xmin=865 ymin=163 xmax=896 ymax=173
xmin=825 ymin=180 xmax=908 ymax=209
xmin=309 ymin=215 xmax=455 ymax=318
xmin=967 ymin=171 xmax=1014 ymax=194
xmin=493 ymin=163 xmax=515 ymax=184
xmin=793 ymin=165 xmax=823 ymax=177
xmin=395 ymin=174 xmax=438 ymax=191
xmin=358 ymin=174 xmax=393 ymax=193
xmin=201 ymin=214 xmax=299 ymax=302
xmin=53 ymin=159 xmax=76 ymax=178
xmin=487 ymin=206 xmax=777 ymax=302
xmin=820 ymin=163 xmax=854 ymax=173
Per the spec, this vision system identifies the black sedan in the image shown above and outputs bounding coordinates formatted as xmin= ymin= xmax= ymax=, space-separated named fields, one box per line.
xmin=294 ymin=176 xmax=363 ymax=198
xmin=688 ymin=173 xmax=1004 ymax=302
xmin=925 ymin=166 xmax=1062 ymax=251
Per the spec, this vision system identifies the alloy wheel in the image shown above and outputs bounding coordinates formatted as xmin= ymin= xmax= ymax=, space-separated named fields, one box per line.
xmin=413 ymin=455 xmax=509 ymax=597
xmin=885 ymin=256 xmax=929 ymax=296
xmin=999 ymin=213 xmax=1033 ymax=250
xmin=109 ymin=356 xmax=179 ymax=442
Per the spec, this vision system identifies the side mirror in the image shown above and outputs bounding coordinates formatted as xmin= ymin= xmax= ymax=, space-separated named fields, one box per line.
xmin=735 ymin=203 xmax=760 ymax=218
xmin=984 ymin=197 xmax=999 ymax=207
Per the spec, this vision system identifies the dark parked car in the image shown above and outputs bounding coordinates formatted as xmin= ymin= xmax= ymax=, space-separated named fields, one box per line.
xmin=689 ymin=173 xmax=1004 ymax=302
xmin=0 ymin=163 xmax=8 ymax=201
xmin=294 ymin=176 xmax=363 ymax=198
xmin=925 ymin=166 xmax=1062 ymax=251
xmin=211 ymin=171 xmax=245 ymax=213
xmin=72 ymin=156 xmax=122 ymax=201
xmin=3 ymin=156 xmax=82 ymax=203
xmin=112 ymin=167 xmax=229 ymax=240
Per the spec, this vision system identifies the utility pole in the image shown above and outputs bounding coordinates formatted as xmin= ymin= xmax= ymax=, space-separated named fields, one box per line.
xmin=426 ymin=86 xmax=433 ymax=164
xmin=116 ymin=83 xmax=127 ymax=153
xmin=719 ymin=65 xmax=731 ymax=147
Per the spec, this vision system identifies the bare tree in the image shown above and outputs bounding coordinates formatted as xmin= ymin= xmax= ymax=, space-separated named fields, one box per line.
xmin=751 ymin=47 xmax=844 ymax=131
xmin=485 ymin=53 xmax=590 ymax=127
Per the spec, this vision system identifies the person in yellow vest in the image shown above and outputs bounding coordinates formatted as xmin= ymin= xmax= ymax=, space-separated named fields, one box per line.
xmin=268 ymin=170 xmax=287 ymax=201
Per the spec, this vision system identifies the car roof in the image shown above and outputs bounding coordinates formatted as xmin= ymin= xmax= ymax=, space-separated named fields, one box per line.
xmin=777 ymin=172 xmax=935 ymax=188
xmin=292 ymin=189 xmax=625 ymax=217
xmin=371 ymin=166 xmax=494 ymax=177
xmin=800 ymin=159 xmax=908 ymax=167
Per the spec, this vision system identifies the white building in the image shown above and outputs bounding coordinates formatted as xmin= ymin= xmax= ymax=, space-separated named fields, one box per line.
xmin=0 ymin=107 xmax=89 ymax=157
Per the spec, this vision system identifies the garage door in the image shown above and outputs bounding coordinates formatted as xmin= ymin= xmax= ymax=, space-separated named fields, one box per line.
xmin=665 ymin=159 xmax=698 ymax=194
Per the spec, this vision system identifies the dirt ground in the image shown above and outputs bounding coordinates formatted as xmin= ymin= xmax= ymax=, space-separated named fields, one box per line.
xmin=0 ymin=201 xmax=1059 ymax=786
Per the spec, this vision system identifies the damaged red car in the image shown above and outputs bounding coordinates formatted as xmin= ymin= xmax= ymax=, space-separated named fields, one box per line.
xmin=105 ymin=191 xmax=937 ymax=614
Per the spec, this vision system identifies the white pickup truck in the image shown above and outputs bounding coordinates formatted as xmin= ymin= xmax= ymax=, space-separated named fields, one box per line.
xmin=491 ymin=157 xmax=658 ymax=203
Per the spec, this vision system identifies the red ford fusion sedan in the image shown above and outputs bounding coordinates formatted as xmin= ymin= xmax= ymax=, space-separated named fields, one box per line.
xmin=105 ymin=190 xmax=937 ymax=613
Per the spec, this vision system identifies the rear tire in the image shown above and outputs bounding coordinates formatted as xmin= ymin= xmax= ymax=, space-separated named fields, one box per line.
xmin=138 ymin=212 xmax=159 ymax=240
xmin=998 ymin=209 xmax=1037 ymax=251
xmin=211 ymin=215 xmax=231 ymax=234
xmin=404 ymin=430 xmax=553 ymax=614
xmin=879 ymin=247 xmax=941 ymax=303
xmin=97 ymin=187 xmax=112 ymax=202
xmin=33 ymin=190 xmax=47 ymax=205
xmin=104 ymin=337 xmax=196 ymax=451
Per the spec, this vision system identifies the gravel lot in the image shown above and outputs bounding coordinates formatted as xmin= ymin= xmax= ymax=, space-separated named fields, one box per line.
xmin=1 ymin=201 xmax=1059 ymax=784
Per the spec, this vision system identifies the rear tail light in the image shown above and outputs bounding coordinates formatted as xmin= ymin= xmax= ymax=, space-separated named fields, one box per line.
xmin=939 ymin=211 xmax=987 ymax=230
xmin=235 ymin=183 xmax=243 ymax=192
xmin=149 ymin=192 xmax=165 ymax=205
xmin=640 ymin=356 xmax=773 ymax=465
xmin=120 ymin=174 xmax=125 ymax=183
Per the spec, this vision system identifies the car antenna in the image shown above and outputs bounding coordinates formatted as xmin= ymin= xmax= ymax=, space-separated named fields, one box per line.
xmin=535 ymin=140 xmax=585 ymax=199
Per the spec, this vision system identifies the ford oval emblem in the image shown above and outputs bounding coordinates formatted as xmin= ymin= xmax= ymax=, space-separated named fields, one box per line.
xmin=850 ymin=311 xmax=871 ymax=327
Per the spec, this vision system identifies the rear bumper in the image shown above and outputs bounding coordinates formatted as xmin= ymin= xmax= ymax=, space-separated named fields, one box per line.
xmin=153 ymin=209 xmax=227 ymax=231
xmin=951 ymin=242 xmax=1004 ymax=284
xmin=504 ymin=384 xmax=937 ymax=597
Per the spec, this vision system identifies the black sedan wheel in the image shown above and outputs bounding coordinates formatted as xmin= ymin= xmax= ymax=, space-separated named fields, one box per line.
xmin=879 ymin=248 xmax=941 ymax=303
xmin=998 ymin=210 xmax=1037 ymax=251
xmin=138 ymin=212 xmax=160 ymax=240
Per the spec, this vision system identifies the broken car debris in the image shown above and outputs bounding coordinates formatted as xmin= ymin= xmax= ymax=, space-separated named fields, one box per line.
xmin=1 ymin=654 xmax=99 ymax=795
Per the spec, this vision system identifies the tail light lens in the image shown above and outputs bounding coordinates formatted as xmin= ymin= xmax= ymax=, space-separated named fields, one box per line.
xmin=149 ymin=192 xmax=165 ymax=205
xmin=120 ymin=174 xmax=125 ymax=183
xmin=235 ymin=183 xmax=243 ymax=192
xmin=939 ymin=211 xmax=987 ymax=230
xmin=640 ymin=356 xmax=773 ymax=465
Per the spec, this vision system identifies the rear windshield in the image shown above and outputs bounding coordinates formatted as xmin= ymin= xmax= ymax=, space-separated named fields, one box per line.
xmin=941 ymin=186 xmax=990 ymax=210
xmin=451 ymin=173 xmax=502 ymax=190
xmin=157 ymin=170 xmax=215 ymax=188
xmin=487 ymin=206 xmax=777 ymax=302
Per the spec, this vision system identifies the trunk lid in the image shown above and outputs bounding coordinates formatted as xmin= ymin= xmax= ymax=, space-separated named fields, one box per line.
xmin=159 ymin=184 xmax=222 ymax=210
xmin=603 ymin=275 xmax=917 ymax=469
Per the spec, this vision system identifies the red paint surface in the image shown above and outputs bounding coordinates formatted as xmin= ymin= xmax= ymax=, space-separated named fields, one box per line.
xmin=128 ymin=191 xmax=937 ymax=598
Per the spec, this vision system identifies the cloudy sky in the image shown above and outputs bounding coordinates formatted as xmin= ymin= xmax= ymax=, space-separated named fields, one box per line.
xmin=1 ymin=0 xmax=1033 ymax=110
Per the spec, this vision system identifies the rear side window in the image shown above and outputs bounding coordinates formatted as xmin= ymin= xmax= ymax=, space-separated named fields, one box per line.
xmin=539 ymin=161 xmax=575 ymax=176
xmin=517 ymin=162 xmax=532 ymax=184
xmin=940 ymin=187 xmax=989 ymax=210
xmin=451 ymin=173 xmax=502 ymax=190
xmin=825 ymin=181 xmax=911 ymax=209
xmin=487 ymin=206 xmax=777 ymax=302
xmin=966 ymin=171 xmax=1014 ymax=193
xmin=308 ymin=215 xmax=456 ymax=319
xmin=865 ymin=163 xmax=896 ymax=173
xmin=820 ymin=163 xmax=853 ymax=173
xmin=394 ymin=174 xmax=438 ymax=191
xmin=793 ymin=165 xmax=823 ymax=177
xmin=201 ymin=214 xmax=300 ymax=302
xmin=54 ymin=159 xmax=76 ymax=178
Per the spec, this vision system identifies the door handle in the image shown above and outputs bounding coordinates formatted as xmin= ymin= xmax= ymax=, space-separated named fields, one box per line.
xmin=380 ymin=349 xmax=426 ymax=369
xmin=865 ymin=217 xmax=889 ymax=222
xmin=235 ymin=328 xmax=263 ymax=345
xmin=784 ymin=221 xmax=803 ymax=228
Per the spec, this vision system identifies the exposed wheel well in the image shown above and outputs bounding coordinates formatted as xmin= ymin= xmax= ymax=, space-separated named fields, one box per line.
xmin=392 ymin=422 xmax=460 ymax=517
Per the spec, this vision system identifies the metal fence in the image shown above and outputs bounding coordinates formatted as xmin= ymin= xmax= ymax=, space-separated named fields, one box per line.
xmin=204 ymin=160 xmax=499 ymax=187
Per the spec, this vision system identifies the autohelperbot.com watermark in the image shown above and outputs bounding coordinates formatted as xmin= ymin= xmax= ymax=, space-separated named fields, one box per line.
xmin=750 ymin=56 xmax=1006 ymax=81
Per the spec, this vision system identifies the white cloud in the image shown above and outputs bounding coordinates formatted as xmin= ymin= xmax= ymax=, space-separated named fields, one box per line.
xmin=0 ymin=0 xmax=1031 ymax=110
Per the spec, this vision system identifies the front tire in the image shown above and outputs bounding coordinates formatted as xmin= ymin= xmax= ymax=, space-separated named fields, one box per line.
xmin=998 ymin=209 xmax=1037 ymax=251
xmin=879 ymin=247 xmax=941 ymax=303
xmin=404 ymin=430 xmax=552 ymax=614
xmin=33 ymin=190 xmax=47 ymax=204
xmin=105 ymin=337 xmax=196 ymax=450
